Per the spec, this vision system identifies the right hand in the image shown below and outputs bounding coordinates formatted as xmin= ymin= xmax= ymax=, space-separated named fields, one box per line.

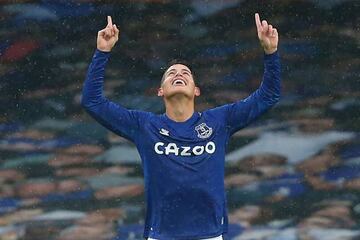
xmin=255 ymin=13 xmax=278 ymax=55
xmin=97 ymin=16 xmax=119 ymax=52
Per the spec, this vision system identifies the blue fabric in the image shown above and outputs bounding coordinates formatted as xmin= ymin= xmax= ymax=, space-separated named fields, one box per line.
xmin=113 ymin=223 xmax=244 ymax=240
xmin=82 ymin=49 xmax=280 ymax=239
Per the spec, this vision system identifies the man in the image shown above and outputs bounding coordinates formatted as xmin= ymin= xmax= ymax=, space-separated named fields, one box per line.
xmin=82 ymin=13 xmax=280 ymax=240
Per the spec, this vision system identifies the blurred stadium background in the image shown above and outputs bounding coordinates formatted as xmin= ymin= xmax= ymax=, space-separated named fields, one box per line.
xmin=0 ymin=0 xmax=359 ymax=239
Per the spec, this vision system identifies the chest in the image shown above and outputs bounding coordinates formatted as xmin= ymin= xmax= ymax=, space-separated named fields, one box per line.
xmin=140 ymin=117 xmax=227 ymax=157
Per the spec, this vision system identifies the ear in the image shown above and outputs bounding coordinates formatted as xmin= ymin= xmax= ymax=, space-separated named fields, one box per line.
xmin=157 ymin=87 xmax=164 ymax=97
xmin=195 ymin=86 xmax=200 ymax=97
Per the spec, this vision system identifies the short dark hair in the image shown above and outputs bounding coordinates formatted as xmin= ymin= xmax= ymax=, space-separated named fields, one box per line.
xmin=160 ymin=59 xmax=195 ymax=85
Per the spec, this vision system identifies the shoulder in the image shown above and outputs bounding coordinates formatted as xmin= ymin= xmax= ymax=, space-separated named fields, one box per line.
xmin=136 ymin=110 xmax=156 ymax=118
xmin=127 ymin=110 xmax=156 ymax=122
xmin=203 ymin=105 xmax=230 ymax=117
xmin=201 ymin=105 xmax=231 ymax=124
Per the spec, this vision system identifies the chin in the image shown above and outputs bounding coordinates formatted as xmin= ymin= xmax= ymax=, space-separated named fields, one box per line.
xmin=166 ymin=90 xmax=192 ymax=99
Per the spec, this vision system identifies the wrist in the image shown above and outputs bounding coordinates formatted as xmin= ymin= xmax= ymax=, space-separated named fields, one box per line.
xmin=95 ymin=48 xmax=111 ymax=56
xmin=97 ymin=47 xmax=112 ymax=53
xmin=264 ymin=47 xmax=277 ymax=55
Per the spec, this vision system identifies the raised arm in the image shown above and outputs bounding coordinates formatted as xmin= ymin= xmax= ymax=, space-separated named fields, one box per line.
xmin=81 ymin=16 xmax=119 ymax=107
xmin=81 ymin=16 xmax=149 ymax=142
xmin=209 ymin=13 xmax=281 ymax=135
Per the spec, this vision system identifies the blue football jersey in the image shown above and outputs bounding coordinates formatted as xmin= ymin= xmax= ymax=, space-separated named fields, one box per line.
xmin=82 ymin=49 xmax=280 ymax=239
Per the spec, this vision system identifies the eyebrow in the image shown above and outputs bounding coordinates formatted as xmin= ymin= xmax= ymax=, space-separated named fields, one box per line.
xmin=166 ymin=68 xmax=192 ymax=75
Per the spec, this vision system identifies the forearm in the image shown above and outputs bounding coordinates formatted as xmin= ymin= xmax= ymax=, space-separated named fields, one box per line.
xmin=81 ymin=49 xmax=111 ymax=109
xmin=80 ymin=49 xmax=142 ymax=141
xmin=257 ymin=50 xmax=281 ymax=105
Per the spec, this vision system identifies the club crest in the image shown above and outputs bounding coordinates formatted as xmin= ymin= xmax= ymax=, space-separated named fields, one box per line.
xmin=195 ymin=123 xmax=213 ymax=139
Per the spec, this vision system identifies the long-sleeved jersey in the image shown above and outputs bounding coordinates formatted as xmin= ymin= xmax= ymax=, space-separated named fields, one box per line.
xmin=81 ymin=49 xmax=281 ymax=240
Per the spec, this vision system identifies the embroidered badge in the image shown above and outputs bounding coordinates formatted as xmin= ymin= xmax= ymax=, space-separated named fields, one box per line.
xmin=195 ymin=123 xmax=213 ymax=139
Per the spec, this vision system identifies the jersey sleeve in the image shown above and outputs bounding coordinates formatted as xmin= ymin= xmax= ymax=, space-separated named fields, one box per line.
xmin=215 ymin=51 xmax=281 ymax=136
xmin=81 ymin=49 xmax=150 ymax=142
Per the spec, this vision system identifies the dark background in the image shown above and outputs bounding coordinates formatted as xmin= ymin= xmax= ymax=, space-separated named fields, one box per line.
xmin=0 ymin=0 xmax=359 ymax=239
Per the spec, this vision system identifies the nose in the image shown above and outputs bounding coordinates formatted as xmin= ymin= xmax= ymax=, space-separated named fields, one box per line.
xmin=175 ymin=71 xmax=183 ymax=77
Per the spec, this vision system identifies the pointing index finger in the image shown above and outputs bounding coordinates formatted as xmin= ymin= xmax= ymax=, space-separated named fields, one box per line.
xmin=255 ymin=13 xmax=262 ymax=31
xmin=107 ymin=16 xmax=112 ymax=27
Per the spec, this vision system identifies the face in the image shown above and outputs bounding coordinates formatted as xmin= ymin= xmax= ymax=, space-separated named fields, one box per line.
xmin=158 ymin=64 xmax=200 ymax=99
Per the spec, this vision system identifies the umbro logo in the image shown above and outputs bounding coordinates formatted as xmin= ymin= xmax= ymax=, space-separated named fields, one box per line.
xmin=159 ymin=128 xmax=170 ymax=136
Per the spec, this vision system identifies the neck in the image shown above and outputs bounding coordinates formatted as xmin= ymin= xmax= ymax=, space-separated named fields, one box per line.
xmin=164 ymin=95 xmax=195 ymax=122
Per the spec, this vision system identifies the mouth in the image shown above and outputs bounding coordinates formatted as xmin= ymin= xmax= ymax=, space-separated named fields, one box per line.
xmin=172 ymin=78 xmax=187 ymax=86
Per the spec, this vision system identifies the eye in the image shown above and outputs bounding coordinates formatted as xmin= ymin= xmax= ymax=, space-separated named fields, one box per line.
xmin=167 ymin=72 xmax=175 ymax=76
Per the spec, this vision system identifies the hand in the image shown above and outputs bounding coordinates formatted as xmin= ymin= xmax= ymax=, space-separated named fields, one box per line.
xmin=97 ymin=16 xmax=120 ymax=52
xmin=255 ymin=13 xmax=279 ymax=54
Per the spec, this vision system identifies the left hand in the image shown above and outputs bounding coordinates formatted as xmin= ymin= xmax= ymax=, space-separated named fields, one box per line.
xmin=255 ymin=13 xmax=279 ymax=54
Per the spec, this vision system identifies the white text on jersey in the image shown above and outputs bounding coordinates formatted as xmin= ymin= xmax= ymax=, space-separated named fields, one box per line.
xmin=154 ymin=141 xmax=216 ymax=156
